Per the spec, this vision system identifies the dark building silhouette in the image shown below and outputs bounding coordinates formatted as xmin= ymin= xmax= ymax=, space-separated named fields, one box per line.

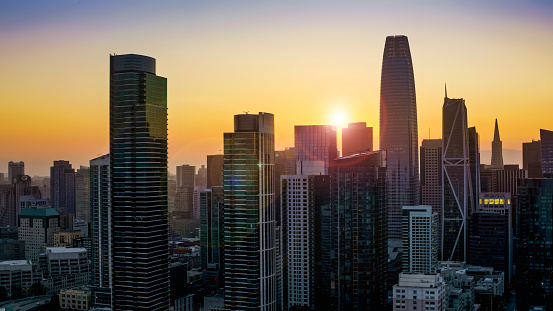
xmin=223 ymin=112 xmax=277 ymax=310
xmin=541 ymin=129 xmax=553 ymax=178
xmin=206 ymin=154 xmax=224 ymax=189
xmin=469 ymin=192 xmax=513 ymax=283
xmin=442 ymin=93 xmax=474 ymax=262
xmin=0 ymin=175 xmax=41 ymax=227
xmin=199 ymin=186 xmax=224 ymax=287
xmin=523 ymin=140 xmax=542 ymax=178
xmin=50 ymin=160 xmax=75 ymax=215
xmin=110 ymin=54 xmax=169 ymax=310
xmin=294 ymin=125 xmax=337 ymax=175
xmin=332 ymin=151 xmax=387 ymax=310
xmin=75 ymin=166 xmax=90 ymax=222
xmin=379 ymin=35 xmax=419 ymax=239
xmin=342 ymin=122 xmax=373 ymax=157
xmin=89 ymin=154 xmax=111 ymax=309
xmin=8 ymin=161 xmax=24 ymax=182
xmin=420 ymin=139 xmax=442 ymax=216
xmin=516 ymin=178 xmax=553 ymax=310
xmin=489 ymin=119 xmax=504 ymax=169
xmin=468 ymin=126 xmax=481 ymax=212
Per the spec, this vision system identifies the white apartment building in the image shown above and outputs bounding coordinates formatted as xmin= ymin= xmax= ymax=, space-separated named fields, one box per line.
xmin=393 ymin=273 xmax=446 ymax=311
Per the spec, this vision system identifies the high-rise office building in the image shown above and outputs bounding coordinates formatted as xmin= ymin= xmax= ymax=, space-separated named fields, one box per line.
xmin=402 ymin=206 xmax=438 ymax=274
xmin=420 ymin=139 xmax=442 ymax=216
xmin=206 ymin=154 xmax=224 ymax=189
xmin=196 ymin=165 xmax=207 ymax=190
xmin=174 ymin=165 xmax=195 ymax=219
xmin=75 ymin=166 xmax=90 ymax=222
xmin=294 ymin=125 xmax=337 ymax=175
xmin=540 ymin=129 xmax=553 ymax=178
xmin=332 ymin=151 xmax=387 ymax=310
xmin=516 ymin=178 xmax=553 ymax=310
xmin=523 ymin=140 xmax=542 ymax=178
xmin=469 ymin=192 xmax=513 ymax=283
xmin=342 ymin=122 xmax=373 ymax=157
xmin=176 ymin=165 xmax=195 ymax=189
xmin=18 ymin=208 xmax=60 ymax=263
xmin=223 ymin=112 xmax=276 ymax=310
xmin=50 ymin=160 xmax=76 ymax=215
xmin=0 ymin=175 xmax=40 ymax=227
xmin=379 ymin=35 xmax=419 ymax=239
xmin=468 ymin=126 xmax=480 ymax=211
xmin=199 ymin=186 xmax=224 ymax=273
xmin=110 ymin=54 xmax=169 ymax=310
xmin=8 ymin=161 xmax=24 ymax=182
xmin=281 ymin=174 xmax=331 ymax=310
xmin=442 ymin=93 xmax=473 ymax=262
xmin=89 ymin=154 xmax=111 ymax=308
xmin=489 ymin=119 xmax=504 ymax=169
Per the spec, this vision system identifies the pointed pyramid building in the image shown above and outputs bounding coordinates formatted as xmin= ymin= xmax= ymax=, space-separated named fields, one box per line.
xmin=490 ymin=119 xmax=504 ymax=169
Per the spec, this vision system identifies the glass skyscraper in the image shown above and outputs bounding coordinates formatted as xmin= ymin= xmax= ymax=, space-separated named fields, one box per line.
xmin=441 ymin=94 xmax=473 ymax=262
xmin=109 ymin=54 xmax=169 ymax=310
xmin=223 ymin=112 xmax=277 ymax=310
xmin=379 ymin=35 xmax=419 ymax=239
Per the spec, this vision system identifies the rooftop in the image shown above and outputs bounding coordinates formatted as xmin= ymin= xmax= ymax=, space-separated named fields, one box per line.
xmin=19 ymin=208 xmax=59 ymax=217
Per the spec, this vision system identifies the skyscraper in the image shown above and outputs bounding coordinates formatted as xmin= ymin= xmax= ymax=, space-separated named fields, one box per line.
xmin=342 ymin=122 xmax=373 ymax=157
xmin=90 ymin=154 xmax=111 ymax=308
xmin=332 ymin=151 xmax=388 ymax=310
xmin=516 ymin=178 xmax=553 ymax=310
xmin=50 ymin=160 xmax=76 ymax=215
xmin=75 ymin=166 xmax=90 ymax=222
xmin=294 ymin=125 xmax=337 ymax=175
xmin=489 ymin=119 xmax=504 ymax=169
xmin=420 ymin=139 xmax=443 ymax=216
xmin=523 ymin=140 xmax=542 ymax=178
xmin=540 ymin=129 xmax=553 ymax=178
xmin=402 ymin=205 xmax=438 ymax=274
xmin=442 ymin=93 xmax=473 ymax=262
xmin=223 ymin=112 xmax=276 ymax=310
xmin=206 ymin=154 xmax=224 ymax=188
xmin=174 ymin=165 xmax=195 ymax=219
xmin=281 ymin=174 xmax=331 ymax=310
xmin=379 ymin=35 xmax=419 ymax=239
xmin=110 ymin=54 xmax=169 ymax=310
xmin=8 ymin=161 xmax=24 ymax=182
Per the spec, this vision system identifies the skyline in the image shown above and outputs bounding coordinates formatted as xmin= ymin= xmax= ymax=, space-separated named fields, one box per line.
xmin=1 ymin=1 xmax=553 ymax=176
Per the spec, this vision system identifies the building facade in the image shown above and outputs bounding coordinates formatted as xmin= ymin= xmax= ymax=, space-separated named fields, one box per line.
xmin=8 ymin=161 xmax=25 ymax=182
xmin=402 ymin=206 xmax=438 ymax=274
xmin=75 ymin=166 xmax=90 ymax=222
xmin=420 ymin=139 xmax=443 ymax=216
xmin=341 ymin=122 xmax=373 ymax=157
xmin=379 ymin=35 xmax=420 ymax=239
xmin=89 ymin=154 xmax=111 ymax=308
xmin=281 ymin=174 xmax=331 ymax=310
xmin=294 ymin=125 xmax=337 ymax=175
xmin=50 ymin=160 xmax=76 ymax=215
xmin=332 ymin=151 xmax=388 ymax=310
xmin=516 ymin=178 xmax=553 ymax=310
xmin=442 ymin=94 xmax=473 ymax=262
xmin=110 ymin=54 xmax=169 ymax=310
xmin=223 ymin=112 xmax=277 ymax=310
xmin=393 ymin=273 xmax=446 ymax=311
xmin=18 ymin=208 xmax=60 ymax=262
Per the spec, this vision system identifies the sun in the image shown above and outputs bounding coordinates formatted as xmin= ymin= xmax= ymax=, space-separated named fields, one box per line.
xmin=332 ymin=111 xmax=347 ymax=128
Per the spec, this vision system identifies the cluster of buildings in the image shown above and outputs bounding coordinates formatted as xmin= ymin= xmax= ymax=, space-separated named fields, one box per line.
xmin=0 ymin=35 xmax=552 ymax=311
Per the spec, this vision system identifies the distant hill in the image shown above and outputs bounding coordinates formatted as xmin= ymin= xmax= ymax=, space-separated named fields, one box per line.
xmin=480 ymin=149 xmax=522 ymax=167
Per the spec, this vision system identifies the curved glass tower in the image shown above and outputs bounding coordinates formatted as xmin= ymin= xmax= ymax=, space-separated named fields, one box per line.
xmin=110 ymin=54 xmax=169 ymax=310
xmin=379 ymin=35 xmax=419 ymax=239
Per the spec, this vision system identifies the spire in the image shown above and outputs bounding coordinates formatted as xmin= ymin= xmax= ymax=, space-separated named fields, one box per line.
xmin=494 ymin=118 xmax=500 ymax=141
xmin=445 ymin=83 xmax=447 ymax=99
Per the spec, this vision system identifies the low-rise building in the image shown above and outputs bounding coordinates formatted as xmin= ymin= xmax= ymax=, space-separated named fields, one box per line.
xmin=393 ymin=273 xmax=446 ymax=311
xmin=39 ymin=247 xmax=90 ymax=293
xmin=0 ymin=260 xmax=42 ymax=299
xmin=59 ymin=287 xmax=91 ymax=310
xmin=54 ymin=230 xmax=84 ymax=247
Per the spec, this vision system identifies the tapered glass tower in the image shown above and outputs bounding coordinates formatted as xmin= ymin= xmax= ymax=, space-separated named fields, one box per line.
xmin=109 ymin=54 xmax=169 ymax=310
xmin=379 ymin=35 xmax=419 ymax=239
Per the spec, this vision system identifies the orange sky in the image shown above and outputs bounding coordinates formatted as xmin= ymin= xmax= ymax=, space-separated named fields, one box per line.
xmin=1 ymin=1 xmax=552 ymax=176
